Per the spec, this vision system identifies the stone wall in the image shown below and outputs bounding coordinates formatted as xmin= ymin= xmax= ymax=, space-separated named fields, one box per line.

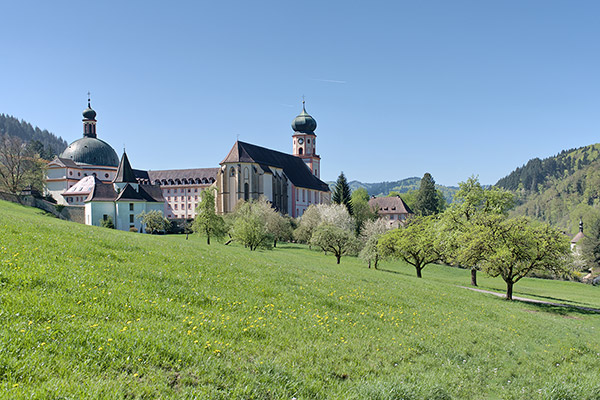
xmin=0 ymin=191 xmax=84 ymax=224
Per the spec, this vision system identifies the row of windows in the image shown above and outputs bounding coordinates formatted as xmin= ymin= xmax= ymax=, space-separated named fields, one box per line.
xmin=166 ymin=196 xmax=198 ymax=201
xmin=171 ymin=203 xmax=198 ymax=210
xmin=157 ymin=178 xmax=214 ymax=185
xmin=296 ymin=188 xmax=319 ymax=204
xmin=68 ymin=171 xmax=110 ymax=179
xmin=164 ymin=188 xmax=199 ymax=194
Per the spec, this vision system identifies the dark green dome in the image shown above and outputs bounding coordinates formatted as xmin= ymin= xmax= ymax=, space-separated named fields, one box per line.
xmin=60 ymin=137 xmax=119 ymax=167
xmin=83 ymin=106 xmax=96 ymax=120
xmin=292 ymin=103 xmax=317 ymax=134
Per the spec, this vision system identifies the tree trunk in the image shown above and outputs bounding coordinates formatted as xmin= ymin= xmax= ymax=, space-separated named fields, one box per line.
xmin=374 ymin=254 xmax=379 ymax=269
xmin=336 ymin=254 xmax=341 ymax=264
xmin=207 ymin=235 xmax=210 ymax=245
xmin=505 ymin=281 xmax=514 ymax=301
xmin=368 ymin=260 xmax=371 ymax=269
xmin=273 ymin=239 xmax=277 ymax=248
xmin=416 ymin=266 xmax=422 ymax=278
xmin=470 ymin=268 xmax=478 ymax=286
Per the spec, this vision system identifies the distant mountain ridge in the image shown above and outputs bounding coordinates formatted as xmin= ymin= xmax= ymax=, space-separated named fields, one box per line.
xmin=327 ymin=177 xmax=458 ymax=203
xmin=496 ymin=143 xmax=600 ymax=233
xmin=0 ymin=114 xmax=67 ymax=158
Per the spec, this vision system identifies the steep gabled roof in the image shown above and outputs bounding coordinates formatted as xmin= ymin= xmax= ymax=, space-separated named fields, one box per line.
xmin=368 ymin=196 xmax=413 ymax=215
xmin=86 ymin=180 xmax=117 ymax=202
xmin=221 ymin=141 xmax=329 ymax=192
xmin=113 ymin=152 xmax=137 ymax=183
xmin=115 ymin=184 xmax=145 ymax=201
xmin=139 ymin=185 xmax=164 ymax=202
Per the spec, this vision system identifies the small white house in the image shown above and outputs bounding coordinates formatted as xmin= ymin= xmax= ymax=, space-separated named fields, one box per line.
xmin=84 ymin=152 xmax=164 ymax=232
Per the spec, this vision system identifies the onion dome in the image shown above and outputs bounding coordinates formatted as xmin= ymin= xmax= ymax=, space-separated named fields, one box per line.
xmin=82 ymin=101 xmax=97 ymax=120
xmin=60 ymin=137 xmax=120 ymax=167
xmin=292 ymin=101 xmax=317 ymax=134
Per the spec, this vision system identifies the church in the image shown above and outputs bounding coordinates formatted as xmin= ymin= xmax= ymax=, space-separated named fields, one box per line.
xmin=216 ymin=102 xmax=330 ymax=217
xmin=45 ymin=98 xmax=331 ymax=226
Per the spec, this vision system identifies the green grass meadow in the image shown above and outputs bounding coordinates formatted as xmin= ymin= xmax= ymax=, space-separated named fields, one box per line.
xmin=0 ymin=200 xmax=599 ymax=399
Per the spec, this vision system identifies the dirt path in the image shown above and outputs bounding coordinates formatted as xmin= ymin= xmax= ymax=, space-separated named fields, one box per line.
xmin=458 ymin=286 xmax=600 ymax=313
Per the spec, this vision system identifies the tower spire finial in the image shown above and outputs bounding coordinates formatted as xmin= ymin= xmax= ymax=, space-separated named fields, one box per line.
xmin=87 ymin=91 xmax=91 ymax=107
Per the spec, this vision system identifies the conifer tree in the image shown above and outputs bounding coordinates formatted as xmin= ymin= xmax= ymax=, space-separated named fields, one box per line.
xmin=332 ymin=172 xmax=353 ymax=215
xmin=415 ymin=172 xmax=440 ymax=216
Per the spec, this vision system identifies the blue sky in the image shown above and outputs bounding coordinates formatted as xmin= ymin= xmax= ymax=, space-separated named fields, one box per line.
xmin=1 ymin=1 xmax=599 ymax=186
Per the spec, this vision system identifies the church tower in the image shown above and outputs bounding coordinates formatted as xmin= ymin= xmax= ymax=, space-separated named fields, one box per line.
xmin=82 ymin=93 xmax=98 ymax=138
xmin=292 ymin=101 xmax=321 ymax=179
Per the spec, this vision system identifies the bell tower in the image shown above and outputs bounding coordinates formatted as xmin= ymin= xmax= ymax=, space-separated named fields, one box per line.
xmin=82 ymin=92 xmax=97 ymax=138
xmin=292 ymin=100 xmax=321 ymax=179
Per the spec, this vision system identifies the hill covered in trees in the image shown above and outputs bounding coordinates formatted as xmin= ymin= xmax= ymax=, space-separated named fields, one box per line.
xmin=496 ymin=143 xmax=600 ymax=233
xmin=0 ymin=114 xmax=67 ymax=159
xmin=327 ymin=177 xmax=458 ymax=203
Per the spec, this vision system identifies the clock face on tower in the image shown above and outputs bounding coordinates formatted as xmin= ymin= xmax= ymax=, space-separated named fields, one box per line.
xmin=298 ymin=138 xmax=304 ymax=145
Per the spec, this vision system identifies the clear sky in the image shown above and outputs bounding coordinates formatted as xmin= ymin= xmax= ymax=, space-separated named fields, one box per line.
xmin=1 ymin=1 xmax=599 ymax=186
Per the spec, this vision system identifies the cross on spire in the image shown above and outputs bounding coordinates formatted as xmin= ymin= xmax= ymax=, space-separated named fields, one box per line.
xmin=87 ymin=91 xmax=91 ymax=107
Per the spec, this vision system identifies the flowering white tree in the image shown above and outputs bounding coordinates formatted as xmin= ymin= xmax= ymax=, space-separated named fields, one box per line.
xmin=359 ymin=218 xmax=391 ymax=269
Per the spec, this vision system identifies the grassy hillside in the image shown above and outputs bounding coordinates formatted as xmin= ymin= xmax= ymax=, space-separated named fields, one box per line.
xmin=1 ymin=200 xmax=599 ymax=399
xmin=497 ymin=144 xmax=600 ymax=233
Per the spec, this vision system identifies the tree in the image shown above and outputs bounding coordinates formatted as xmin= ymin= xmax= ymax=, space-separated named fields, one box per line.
xmin=251 ymin=197 xmax=293 ymax=247
xmin=579 ymin=216 xmax=600 ymax=272
xmin=461 ymin=215 xmax=571 ymax=300
xmin=351 ymin=187 xmax=377 ymax=234
xmin=318 ymin=203 xmax=355 ymax=232
xmin=266 ymin=212 xmax=293 ymax=247
xmin=193 ymin=188 xmax=226 ymax=245
xmin=293 ymin=204 xmax=322 ymax=244
xmin=100 ymin=216 xmax=115 ymax=229
xmin=378 ymin=216 xmax=441 ymax=278
xmin=0 ymin=135 xmax=46 ymax=194
xmin=441 ymin=176 xmax=514 ymax=286
xmin=414 ymin=173 xmax=442 ymax=216
xmin=332 ymin=171 xmax=353 ymax=215
xmin=359 ymin=218 xmax=390 ymax=269
xmin=310 ymin=223 xmax=359 ymax=264
xmin=137 ymin=210 xmax=170 ymax=234
xmin=230 ymin=199 xmax=272 ymax=251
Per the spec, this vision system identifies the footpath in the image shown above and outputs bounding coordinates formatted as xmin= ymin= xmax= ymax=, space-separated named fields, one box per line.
xmin=459 ymin=286 xmax=600 ymax=313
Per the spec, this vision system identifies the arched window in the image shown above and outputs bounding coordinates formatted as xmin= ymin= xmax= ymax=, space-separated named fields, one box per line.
xmin=298 ymin=148 xmax=303 ymax=155
xmin=244 ymin=182 xmax=249 ymax=201
xmin=230 ymin=167 xmax=235 ymax=177
xmin=244 ymin=167 xmax=249 ymax=180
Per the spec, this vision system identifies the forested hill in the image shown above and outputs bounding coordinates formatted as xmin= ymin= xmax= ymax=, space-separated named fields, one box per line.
xmin=496 ymin=143 xmax=600 ymax=233
xmin=327 ymin=177 xmax=458 ymax=203
xmin=0 ymin=114 xmax=67 ymax=159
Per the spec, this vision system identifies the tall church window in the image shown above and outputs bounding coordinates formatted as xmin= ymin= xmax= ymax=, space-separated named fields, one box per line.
xmin=299 ymin=148 xmax=303 ymax=155
xmin=244 ymin=183 xmax=249 ymax=201
xmin=130 ymin=214 xmax=134 ymax=223
xmin=129 ymin=203 xmax=134 ymax=211
xmin=230 ymin=167 xmax=235 ymax=177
